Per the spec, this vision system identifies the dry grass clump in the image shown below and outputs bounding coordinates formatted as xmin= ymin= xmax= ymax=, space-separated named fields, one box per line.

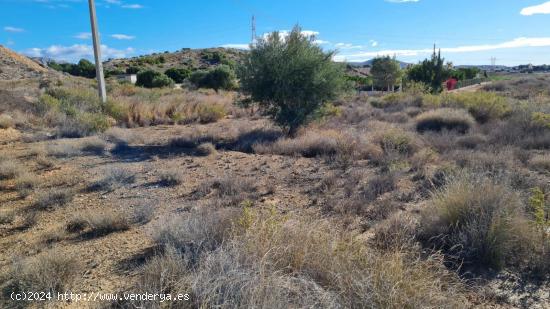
xmin=189 ymin=211 xmax=470 ymax=308
xmin=87 ymin=167 xmax=136 ymax=192
xmin=153 ymin=207 xmax=241 ymax=265
xmin=415 ymin=108 xmax=475 ymax=133
xmin=197 ymin=176 xmax=258 ymax=207
xmin=32 ymin=188 xmax=74 ymax=210
xmin=158 ymin=170 xmax=184 ymax=187
xmin=254 ymin=129 xmax=339 ymax=158
xmin=14 ymin=173 xmax=38 ymax=198
xmin=363 ymin=172 xmax=397 ymax=200
xmin=372 ymin=213 xmax=418 ymax=251
xmin=417 ymin=174 xmax=535 ymax=270
xmin=107 ymin=86 xmax=235 ymax=127
xmin=46 ymin=143 xmax=81 ymax=158
xmin=4 ymin=249 xmax=81 ymax=300
xmin=253 ymin=128 xmax=374 ymax=165
xmin=0 ymin=113 xmax=15 ymax=129
xmin=528 ymin=154 xmax=550 ymax=172
xmin=0 ymin=158 xmax=23 ymax=180
xmin=0 ymin=210 xmax=15 ymax=225
xmin=80 ymin=136 xmax=108 ymax=155
xmin=66 ymin=209 xmax=130 ymax=238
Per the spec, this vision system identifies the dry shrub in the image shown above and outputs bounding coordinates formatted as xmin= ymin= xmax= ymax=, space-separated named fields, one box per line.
xmin=5 ymin=249 xmax=80 ymax=299
xmin=417 ymin=174 xmax=536 ymax=270
xmin=33 ymin=189 xmax=74 ymax=210
xmin=196 ymin=142 xmax=217 ymax=156
xmin=254 ymin=129 xmax=339 ymax=158
xmin=0 ymin=114 xmax=15 ymax=129
xmin=152 ymin=207 xmax=241 ymax=265
xmin=14 ymin=173 xmax=38 ymax=198
xmin=158 ymin=170 xmax=184 ymax=187
xmin=191 ymin=212 xmax=470 ymax=308
xmin=80 ymin=136 xmax=108 ymax=155
xmin=253 ymin=128 xmax=374 ymax=165
xmin=197 ymin=176 xmax=257 ymax=207
xmin=66 ymin=209 xmax=130 ymax=237
xmin=0 ymin=210 xmax=15 ymax=225
xmin=372 ymin=212 xmax=418 ymax=251
xmin=363 ymin=173 xmax=397 ymax=200
xmin=450 ymin=149 xmax=516 ymax=176
xmin=528 ymin=154 xmax=550 ymax=172
xmin=0 ymin=158 xmax=23 ymax=180
xmin=108 ymin=86 xmax=235 ymax=127
xmin=46 ymin=143 xmax=81 ymax=158
xmin=87 ymin=167 xmax=136 ymax=192
xmin=456 ymin=134 xmax=488 ymax=149
xmin=35 ymin=154 xmax=55 ymax=170
xmin=415 ymin=108 xmax=475 ymax=134
xmin=132 ymin=203 xmax=154 ymax=225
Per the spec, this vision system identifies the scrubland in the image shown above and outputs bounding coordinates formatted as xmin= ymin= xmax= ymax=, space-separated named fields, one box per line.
xmin=0 ymin=74 xmax=549 ymax=308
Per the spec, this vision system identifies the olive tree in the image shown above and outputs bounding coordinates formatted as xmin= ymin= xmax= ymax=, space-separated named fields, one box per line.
xmin=238 ymin=26 xmax=347 ymax=136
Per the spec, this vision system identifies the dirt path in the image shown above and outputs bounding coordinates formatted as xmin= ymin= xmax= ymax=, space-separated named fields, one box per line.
xmin=450 ymin=81 xmax=491 ymax=93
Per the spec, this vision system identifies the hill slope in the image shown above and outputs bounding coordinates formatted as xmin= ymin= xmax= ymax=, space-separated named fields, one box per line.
xmin=0 ymin=45 xmax=50 ymax=80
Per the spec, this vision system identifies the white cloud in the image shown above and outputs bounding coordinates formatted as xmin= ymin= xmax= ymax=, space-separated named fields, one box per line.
xmin=24 ymin=44 xmax=134 ymax=62
xmin=4 ymin=26 xmax=24 ymax=33
xmin=314 ymin=39 xmax=330 ymax=45
xmin=370 ymin=40 xmax=378 ymax=47
xmin=520 ymin=1 xmax=550 ymax=15
xmin=261 ymin=29 xmax=320 ymax=41
xmin=74 ymin=32 xmax=91 ymax=39
xmin=221 ymin=44 xmax=250 ymax=50
xmin=334 ymin=37 xmax=550 ymax=62
xmin=121 ymin=4 xmax=143 ymax=9
xmin=111 ymin=34 xmax=135 ymax=40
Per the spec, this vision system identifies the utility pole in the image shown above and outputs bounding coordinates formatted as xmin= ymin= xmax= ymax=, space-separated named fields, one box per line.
xmin=490 ymin=57 xmax=497 ymax=71
xmin=88 ymin=0 xmax=107 ymax=103
xmin=251 ymin=15 xmax=257 ymax=46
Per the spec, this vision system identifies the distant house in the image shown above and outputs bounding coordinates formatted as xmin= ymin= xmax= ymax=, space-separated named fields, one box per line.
xmin=115 ymin=74 xmax=137 ymax=84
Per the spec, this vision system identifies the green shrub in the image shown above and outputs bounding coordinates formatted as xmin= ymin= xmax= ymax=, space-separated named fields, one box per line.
xmin=197 ymin=104 xmax=226 ymax=123
xmin=136 ymin=70 xmax=172 ymax=88
xmin=165 ymin=67 xmax=191 ymax=83
xmin=152 ymin=74 xmax=174 ymax=88
xmin=190 ymin=65 xmax=237 ymax=91
xmin=442 ymin=92 xmax=511 ymax=123
xmin=415 ymin=108 xmax=475 ymax=133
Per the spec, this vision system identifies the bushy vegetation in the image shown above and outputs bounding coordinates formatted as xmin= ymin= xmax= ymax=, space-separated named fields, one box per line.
xmin=164 ymin=67 xmax=191 ymax=83
xmin=190 ymin=65 xmax=237 ymax=91
xmin=48 ymin=59 xmax=96 ymax=78
xmin=238 ymin=25 xmax=348 ymax=135
xmin=136 ymin=70 xmax=174 ymax=88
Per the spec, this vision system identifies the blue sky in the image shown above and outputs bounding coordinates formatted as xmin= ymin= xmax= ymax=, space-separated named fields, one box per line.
xmin=1 ymin=0 xmax=549 ymax=65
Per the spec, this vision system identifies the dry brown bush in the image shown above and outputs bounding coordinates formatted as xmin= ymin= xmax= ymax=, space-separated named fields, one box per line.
xmin=528 ymin=154 xmax=550 ymax=172
xmin=415 ymin=108 xmax=475 ymax=134
xmin=0 ymin=113 xmax=15 ymax=129
xmin=0 ymin=158 xmax=23 ymax=180
xmin=66 ymin=209 xmax=130 ymax=238
xmin=32 ymin=188 xmax=74 ymax=210
xmin=4 ymin=249 xmax=81 ymax=303
xmin=417 ymin=173 xmax=544 ymax=271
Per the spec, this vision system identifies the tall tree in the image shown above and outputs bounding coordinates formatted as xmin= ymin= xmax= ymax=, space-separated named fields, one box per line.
xmin=238 ymin=25 xmax=348 ymax=136
xmin=407 ymin=45 xmax=449 ymax=93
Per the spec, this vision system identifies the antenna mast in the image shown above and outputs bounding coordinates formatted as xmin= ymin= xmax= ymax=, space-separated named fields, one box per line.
xmin=251 ymin=15 xmax=257 ymax=45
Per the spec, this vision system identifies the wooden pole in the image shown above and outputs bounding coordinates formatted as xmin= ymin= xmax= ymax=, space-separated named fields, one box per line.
xmin=88 ymin=0 xmax=107 ymax=103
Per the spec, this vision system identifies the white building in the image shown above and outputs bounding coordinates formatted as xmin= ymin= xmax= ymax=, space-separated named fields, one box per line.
xmin=116 ymin=74 xmax=137 ymax=84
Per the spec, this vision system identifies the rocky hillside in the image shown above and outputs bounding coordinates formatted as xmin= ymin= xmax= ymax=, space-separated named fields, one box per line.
xmin=0 ymin=45 xmax=51 ymax=80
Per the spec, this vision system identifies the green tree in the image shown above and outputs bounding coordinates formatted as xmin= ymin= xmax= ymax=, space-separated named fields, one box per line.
xmin=152 ymin=74 xmax=174 ymax=88
xmin=238 ymin=25 xmax=347 ymax=136
xmin=370 ymin=56 xmax=402 ymax=91
xmin=407 ymin=46 xmax=449 ymax=93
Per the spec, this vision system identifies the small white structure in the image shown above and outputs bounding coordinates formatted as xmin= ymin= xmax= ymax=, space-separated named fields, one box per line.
xmin=116 ymin=74 xmax=137 ymax=84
